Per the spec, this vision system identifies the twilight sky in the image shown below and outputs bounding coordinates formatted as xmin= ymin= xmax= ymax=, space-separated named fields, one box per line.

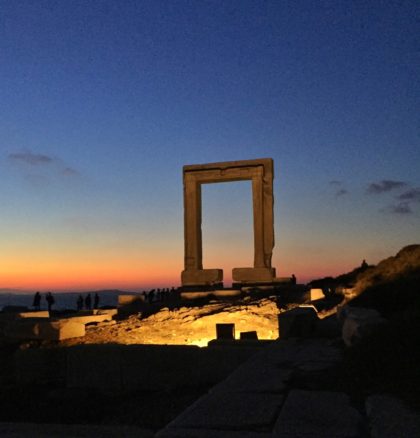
xmin=1 ymin=0 xmax=419 ymax=291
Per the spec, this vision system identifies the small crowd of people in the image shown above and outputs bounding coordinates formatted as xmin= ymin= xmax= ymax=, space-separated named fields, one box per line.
xmin=32 ymin=291 xmax=100 ymax=312
xmin=76 ymin=293 xmax=100 ymax=311
xmin=32 ymin=291 xmax=55 ymax=311
xmin=32 ymin=287 xmax=180 ymax=312
xmin=141 ymin=287 xmax=177 ymax=304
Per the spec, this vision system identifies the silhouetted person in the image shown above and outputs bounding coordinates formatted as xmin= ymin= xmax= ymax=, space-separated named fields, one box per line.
xmin=46 ymin=292 xmax=55 ymax=312
xmin=291 ymin=274 xmax=296 ymax=285
xmin=85 ymin=293 xmax=92 ymax=310
xmin=76 ymin=295 xmax=83 ymax=311
xmin=32 ymin=292 xmax=41 ymax=311
xmin=94 ymin=293 xmax=99 ymax=309
xmin=148 ymin=290 xmax=155 ymax=304
xmin=361 ymin=259 xmax=368 ymax=270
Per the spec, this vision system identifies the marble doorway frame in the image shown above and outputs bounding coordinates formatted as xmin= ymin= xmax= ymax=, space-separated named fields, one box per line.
xmin=181 ymin=158 xmax=277 ymax=287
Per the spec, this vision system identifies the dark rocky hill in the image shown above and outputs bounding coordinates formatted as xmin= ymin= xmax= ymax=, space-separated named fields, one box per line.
xmin=309 ymin=245 xmax=420 ymax=316
xmin=349 ymin=244 xmax=420 ymax=316
xmin=342 ymin=245 xmax=420 ymax=408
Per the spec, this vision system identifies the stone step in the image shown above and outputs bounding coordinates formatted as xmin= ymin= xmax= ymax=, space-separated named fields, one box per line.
xmin=159 ymin=391 xmax=284 ymax=435
xmin=273 ymin=390 xmax=363 ymax=437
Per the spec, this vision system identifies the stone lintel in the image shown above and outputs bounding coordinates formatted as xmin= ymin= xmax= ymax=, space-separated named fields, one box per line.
xmin=183 ymin=158 xmax=273 ymax=174
xmin=181 ymin=269 xmax=223 ymax=286
xmin=232 ymin=267 xmax=276 ymax=283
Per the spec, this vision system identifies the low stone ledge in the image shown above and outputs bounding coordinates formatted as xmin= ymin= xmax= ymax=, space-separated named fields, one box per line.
xmin=366 ymin=394 xmax=420 ymax=438
xmin=157 ymin=427 xmax=270 ymax=437
xmin=63 ymin=344 xmax=259 ymax=393
xmin=0 ymin=310 xmax=49 ymax=321
xmin=62 ymin=314 xmax=113 ymax=324
xmin=3 ymin=319 xmax=85 ymax=341
xmin=118 ymin=294 xmax=145 ymax=306
xmin=15 ymin=348 xmax=67 ymax=385
xmin=273 ymin=390 xmax=363 ymax=437
xmin=95 ymin=308 xmax=118 ymax=317
xmin=341 ymin=307 xmax=387 ymax=347
xmin=277 ymin=305 xmax=318 ymax=339
xmin=163 ymin=391 xmax=284 ymax=432
xmin=0 ymin=422 xmax=153 ymax=437
xmin=210 ymin=353 xmax=292 ymax=394
xmin=181 ymin=290 xmax=242 ymax=300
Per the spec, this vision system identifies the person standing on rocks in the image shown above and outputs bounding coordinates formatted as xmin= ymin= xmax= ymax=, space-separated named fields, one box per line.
xmin=76 ymin=295 xmax=83 ymax=311
xmin=45 ymin=292 xmax=55 ymax=312
xmin=94 ymin=293 xmax=99 ymax=309
xmin=85 ymin=293 xmax=92 ymax=310
xmin=32 ymin=291 xmax=41 ymax=310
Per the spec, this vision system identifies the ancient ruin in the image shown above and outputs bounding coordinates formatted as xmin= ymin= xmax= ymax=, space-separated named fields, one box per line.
xmin=181 ymin=158 xmax=281 ymax=287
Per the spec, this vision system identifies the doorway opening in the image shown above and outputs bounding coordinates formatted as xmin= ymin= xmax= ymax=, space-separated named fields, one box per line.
xmin=201 ymin=181 xmax=253 ymax=287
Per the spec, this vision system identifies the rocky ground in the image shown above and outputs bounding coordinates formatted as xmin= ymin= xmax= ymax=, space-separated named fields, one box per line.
xmin=0 ymin=245 xmax=419 ymax=435
xmin=59 ymin=296 xmax=289 ymax=347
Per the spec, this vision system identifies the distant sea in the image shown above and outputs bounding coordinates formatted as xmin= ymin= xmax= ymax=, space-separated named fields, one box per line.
xmin=0 ymin=290 xmax=139 ymax=311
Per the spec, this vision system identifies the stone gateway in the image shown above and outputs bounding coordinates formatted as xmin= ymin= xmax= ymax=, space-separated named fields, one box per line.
xmin=181 ymin=158 xmax=281 ymax=287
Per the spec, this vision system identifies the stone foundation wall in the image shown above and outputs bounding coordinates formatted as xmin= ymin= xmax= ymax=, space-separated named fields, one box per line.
xmin=15 ymin=344 xmax=260 ymax=393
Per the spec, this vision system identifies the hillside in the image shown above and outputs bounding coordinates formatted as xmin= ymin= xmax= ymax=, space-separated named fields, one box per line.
xmin=350 ymin=244 xmax=420 ymax=316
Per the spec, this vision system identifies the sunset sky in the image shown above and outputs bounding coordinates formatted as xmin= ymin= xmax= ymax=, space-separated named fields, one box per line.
xmin=1 ymin=1 xmax=419 ymax=292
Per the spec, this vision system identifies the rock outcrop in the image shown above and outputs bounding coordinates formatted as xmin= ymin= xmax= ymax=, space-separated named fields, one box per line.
xmin=62 ymin=297 xmax=282 ymax=347
xmin=350 ymin=244 xmax=420 ymax=316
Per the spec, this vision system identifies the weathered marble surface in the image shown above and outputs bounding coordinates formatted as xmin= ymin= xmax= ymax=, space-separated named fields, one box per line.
xmin=181 ymin=159 xmax=277 ymax=286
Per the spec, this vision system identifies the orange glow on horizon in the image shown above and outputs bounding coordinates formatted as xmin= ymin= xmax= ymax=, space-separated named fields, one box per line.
xmin=0 ymin=258 xmax=182 ymax=291
xmin=1 ymin=265 xmax=344 ymax=292
xmin=1 ymin=241 xmax=357 ymax=291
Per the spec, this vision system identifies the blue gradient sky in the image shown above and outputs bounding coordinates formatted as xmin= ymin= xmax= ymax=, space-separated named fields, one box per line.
xmin=1 ymin=0 xmax=419 ymax=291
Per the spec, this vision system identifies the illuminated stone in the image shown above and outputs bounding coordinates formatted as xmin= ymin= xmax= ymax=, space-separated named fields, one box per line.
xmin=118 ymin=294 xmax=146 ymax=315
xmin=181 ymin=159 xmax=279 ymax=286
xmin=118 ymin=294 xmax=145 ymax=305
xmin=0 ymin=310 xmax=49 ymax=321
xmin=180 ymin=289 xmax=241 ymax=300
xmin=181 ymin=268 xmax=223 ymax=286
xmin=310 ymin=288 xmax=324 ymax=301
xmin=64 ymin=314 xmax=113 ymax=324
xmin=232 ymin=267 xmax=276 ymax=283
xmin=94 ymin=308 xmax=118 ymax=317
